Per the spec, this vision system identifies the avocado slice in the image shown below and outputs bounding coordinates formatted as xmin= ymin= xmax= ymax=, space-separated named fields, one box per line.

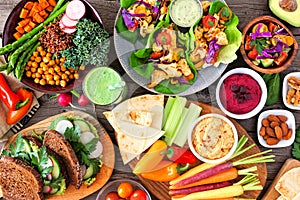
xmin=269 ymin=0 xmax=300 ymax=27
xmin=261 ymin=58 xmax=274 ymax=67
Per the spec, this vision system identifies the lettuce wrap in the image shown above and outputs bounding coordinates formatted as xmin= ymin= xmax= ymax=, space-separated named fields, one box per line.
xmin=129 ymin=12 xmax=197 ymax=94
xmin=188 ymin=1 xmax=242 ymax=68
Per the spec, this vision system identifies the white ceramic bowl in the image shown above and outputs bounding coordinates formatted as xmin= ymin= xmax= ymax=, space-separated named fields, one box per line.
xmin=283 ymin=72 xmax=300 ymax=110
xmin=257 ymin=109 xmax=295 ymax=148
xmin=216 ymin=68 xmax=267 ymax=119
xmin=188 ymin=113 xmax=238 ymax=164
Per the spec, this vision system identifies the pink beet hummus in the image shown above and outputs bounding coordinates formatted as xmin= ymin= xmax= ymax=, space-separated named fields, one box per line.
xmin=220 ymin=74 xmax=262 ymax=114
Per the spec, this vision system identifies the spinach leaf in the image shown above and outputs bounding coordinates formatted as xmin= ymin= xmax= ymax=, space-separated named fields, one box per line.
xmin=115 ymin=15 xmax=138 ymax=44
xmin=129 ymin=48 xmax=154 ymax=78
xmin=263 ymin=73 xmax=280 ymax=106
xmin=292 ymin=126 xmax=300 ymax=160
xmin=154 ymin=80 xmax=190 ymax=94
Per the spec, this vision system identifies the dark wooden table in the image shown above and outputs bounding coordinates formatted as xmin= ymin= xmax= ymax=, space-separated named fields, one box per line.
xmin=0 ymin=0 xmax=300 ymax=199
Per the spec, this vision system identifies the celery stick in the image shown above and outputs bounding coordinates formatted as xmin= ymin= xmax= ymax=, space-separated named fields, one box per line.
xmin=163 ymin=97 xmax=187 ymax=146
xmin=165 ymin=108 xmax=188 ymax=146
xmin=173 ymin=103 xmax=202 ymax=147
xmin=162 ymin=96 xmax=175 ymax=128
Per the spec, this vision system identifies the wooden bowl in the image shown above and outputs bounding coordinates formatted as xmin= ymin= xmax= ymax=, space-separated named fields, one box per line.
xmin=240 ymin=16 xmax=298 ymax=74
xmin=2 ymin=0 xmax=104 ymax=94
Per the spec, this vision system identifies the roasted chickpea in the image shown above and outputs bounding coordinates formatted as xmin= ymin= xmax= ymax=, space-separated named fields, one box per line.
xmin=74 ymin=73 xmax=79 ymax=79
xmin=25 ymin=66 xmax=29 ymax=71
xmin=60 ymin=57 xmax=66 ymax=63
xmin=26 ymin=71 xmax=31 ymax=77
xmin=40 ymin=79 xmax=46 ymax=86
xmin=32 ymin=73 xmax=36 ymax=79
xmin=35 ymin=73 xmax=41 ymax=78
xmin=30 ymin=56 xmax=35 ymax=61
xmin=36 ymin=46 xmax=43 ymax=52
xmin=48 ymin=67 xmax=55 ymax=74
xmin=60 ymin=80 xmax=67 ymax=87
xmin=33 ymin=51 xmax=39 ymax=57
xmin=46 ymin=53 xmax=52 ymax=58
xmin=57 ymin=71 xmax=63 ymax=76
xmin=40 ymin=51 xmax=47 ymax=57
xmin=65 ymin=70 xmax=70 ymax=75
xmin=53 ymin=74 xmax=60 ymax=81
xmin=55 ymin=80 xmax=60 ymax=86
xmin=37 ymin=68 xmax=43 ymax=74
xmin=45 ymin=74 xmax=53 ymax=81
xmin=61 ymin=66 xmax=66 ymax=72
xmin=79 ymin=65 xmax=85 ymax=71
xmin=61 ymin=73 xmax=68 ymax=80
xmin=31 ymin=67 xmax=37 ymax=73
xmin=42 ymin=65 xmax=48 ymax=72
xmin=35 ymin=57 xmax=42 ymax=63
xmin=27 ymin=61 xmax=32 ymax=67
xmin=49 ymin=80 xmax=55 ymax=85
xmin=34 ymin=78 xmax=40 ymax=84
xmin=55 ymin=59 xmax=60 ymax=64
xmin=49 ymin=60 xmax=55 ymax=66
xmin=54 ymin=66 xmax=60 ymax=72
xmin=69 ymin=74 xmax=74 ymax=79
xmin=32 ymin=62 xmax=38 ymax=68
xmin=43 ymin=57 xmax=50 ymax=63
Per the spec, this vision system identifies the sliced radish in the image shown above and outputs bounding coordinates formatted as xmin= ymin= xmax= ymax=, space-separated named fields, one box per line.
xmin=62 ymin=26 xmax=77 ymax=34
xmin=88 ymin=141 xmax=103 ymax=159
xmin=55 ymin=120 xmax=74 ymax=135
xmin=45 ymin=173 xmax=53 ymax=181
xmin=80 ymin=165 xmax=87 ymax=177
xmin=61 ymin=14 xmax=78 ymax=28
xmin=78 ymin=131 xmax=95 ymax=144
xmin=66 ymin=0 xmax=86 ymax=20
xmin=43 ymin=185 xmax=52 ymax=194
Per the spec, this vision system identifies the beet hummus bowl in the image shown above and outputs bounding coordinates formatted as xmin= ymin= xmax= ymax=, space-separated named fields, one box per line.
xmin=216 ymin=68 xmax=267 ymax=119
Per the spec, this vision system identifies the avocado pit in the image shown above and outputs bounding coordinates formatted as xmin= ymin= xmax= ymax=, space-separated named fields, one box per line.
xmin=279 ymin=0 xmax=298 ymax=12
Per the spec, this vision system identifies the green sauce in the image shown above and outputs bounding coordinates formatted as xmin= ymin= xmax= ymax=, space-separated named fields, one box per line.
xmin=83 ymin=67 xmax=125 ymax=105
xmin=170 ymin=0 xmax=203 ymax=27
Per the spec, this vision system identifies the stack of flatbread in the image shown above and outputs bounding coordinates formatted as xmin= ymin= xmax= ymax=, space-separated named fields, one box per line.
xmin=275 ymin=167 xmax=300 ymax=200
xmin=104 ymin=94 xmax=165 ymax=165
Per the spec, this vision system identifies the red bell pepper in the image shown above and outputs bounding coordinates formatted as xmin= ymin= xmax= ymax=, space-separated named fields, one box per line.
xmin=0 ymin=73 xmax=29 ymax=110
xmin=247 ymin=48 xmax=258 ymax=60
xmin=274 ymin=51 xmax=288 ymax=66
xmin=202 ymin=15 xmax=217 ymax=29
xmin=268 ymin=22 xmax=279 ymax=33
xmin=163 ymin=146 xmax=197 ymax=164
xmin=6 ymin=88 xmax=33 ymax=125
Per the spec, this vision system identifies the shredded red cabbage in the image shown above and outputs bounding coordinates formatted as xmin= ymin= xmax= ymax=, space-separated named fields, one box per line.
xmin=133 ymin=0 xmax=152 ymax=8
xmin=274 ymin=28 xmax=289 ymax=35
xmin=148 ymin=58 xmax=160 ymax=62
xmin=250 ymin=23 xmax=272 ymax=40
xmin=257 ymin=51 xmax=277 ymax=59
xmin=205 ymin=38 xmax=221 ymax=63
xmin=178 ymin=77 xmax=191 ymax=85
xmin=121 ymin=8 xmax=139 ymax=30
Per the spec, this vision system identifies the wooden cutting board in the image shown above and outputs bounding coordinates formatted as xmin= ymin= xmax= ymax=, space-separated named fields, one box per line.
xmin=129 ymin=101 xmax=267 ymax=200
xmin=1 ymin=110 xmax=115 ymax=200
xmin=262 ymin=158 xmax=300 ymax=200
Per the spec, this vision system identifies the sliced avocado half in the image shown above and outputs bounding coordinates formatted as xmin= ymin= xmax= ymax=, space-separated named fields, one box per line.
xmin=269 ymin=0 xmax=300 ymax=27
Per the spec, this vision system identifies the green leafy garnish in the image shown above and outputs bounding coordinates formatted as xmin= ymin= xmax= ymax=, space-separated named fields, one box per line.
xmin=251 ymin=38 xmax=268 ymax=54
xmin=262 ymin=73 xmax=280 ymax=106
xmin=292 ymin=126 xmax=300 ymax=160
xmin=60 ymin=18 xmax=110 ymax=69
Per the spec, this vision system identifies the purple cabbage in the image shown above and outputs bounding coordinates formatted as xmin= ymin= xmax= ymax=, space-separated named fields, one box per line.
xmin=148 ymin=58 xmax=160 ymax=62
xmin=257 ymin=51 xmax=277 ymax=59
xmin=178 ymin=77 xmax=191 ymax=85
xmin=250 ymin=23 xmax=272 ymax=40
xmin=121 ymin=8 xmax=138 ymax=30
xmin=134 ymin=0 xmax=152 ymax=8
xmin=274 ymin=28 xmax=289 ymax=35
xmin=205 ymin=38 xmax=221 ymax=64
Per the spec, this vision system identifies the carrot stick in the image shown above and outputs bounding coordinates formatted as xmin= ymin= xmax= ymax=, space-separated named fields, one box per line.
xmin=170 ymin=166 xmax=257 ymax=189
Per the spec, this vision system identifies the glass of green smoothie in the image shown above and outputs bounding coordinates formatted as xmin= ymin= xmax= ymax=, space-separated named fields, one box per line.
xmin=83 ymin=67 xmax=126 ymax=105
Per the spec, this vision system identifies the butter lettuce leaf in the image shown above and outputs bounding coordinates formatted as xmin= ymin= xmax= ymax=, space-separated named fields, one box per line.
xmin=120 ymin=0 xmax=136 ymax=9
xmin=154 ymin=80 xmax=190 ymax=94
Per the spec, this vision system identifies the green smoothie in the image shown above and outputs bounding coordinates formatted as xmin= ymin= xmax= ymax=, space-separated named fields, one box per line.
xmin=83 ymin=67 xmax=125 ymax=105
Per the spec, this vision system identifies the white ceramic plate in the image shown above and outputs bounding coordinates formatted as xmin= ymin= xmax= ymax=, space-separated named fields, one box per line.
xmin=257 ymin=109 xmax=295 ymax=148
xmin=282 ymin=72 xmax=300 ymax=110
xmin=216 ymin=68 xmax=267 ymax=119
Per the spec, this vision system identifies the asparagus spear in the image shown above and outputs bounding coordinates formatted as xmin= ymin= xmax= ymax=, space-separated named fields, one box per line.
xmin=0 ymin=2 xmax=69 ymax=55
xmin=49 ymin=0 xmax=66 ymax=17
xmin=15 ymin=42 xmax=40 ymax=80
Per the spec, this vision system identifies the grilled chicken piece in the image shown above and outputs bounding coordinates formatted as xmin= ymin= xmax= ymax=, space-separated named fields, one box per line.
xmin=177 ymin=59 xmax=192 ymax=76
xmin=148 ymin=70 xmax=168 ymax=88
xmin=157 ymin=63 xmax=182 ymax=78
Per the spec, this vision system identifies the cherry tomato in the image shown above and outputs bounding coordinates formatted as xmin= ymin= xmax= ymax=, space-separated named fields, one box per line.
xmin=129 ymin=190 xmax=147 ymax=200
xmin=105 ymin=192 xmax=120 ymax=200
xmin=117 ymin=182 xmax=133 ymax=198
xmin=202 ymin=15 xmax=217 ymax=28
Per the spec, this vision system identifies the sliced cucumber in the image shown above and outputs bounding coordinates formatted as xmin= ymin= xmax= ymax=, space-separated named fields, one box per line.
xmin=261 ymin=58 xmax=274 ymax=67
xmin=73 ymin=120 xmax=91 ymax=133
xmin=55 ymin=120 xmax=73 ymax=135
xmin=50 ymin=156 xmax=61 ymax=179
xmin=83 ymin=164 xmax=94 ymax=179
xmin=79 ymin=131 xmax=95 ymax=144
xmin=49 ymin=116 xmax=68 ymax=130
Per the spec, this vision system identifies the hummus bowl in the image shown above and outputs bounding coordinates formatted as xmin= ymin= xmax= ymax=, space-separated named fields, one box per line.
xmin=216 ymin=68 xmax=267 ymax=119
xmin=188 ymin=113 xmax=238 ymax=164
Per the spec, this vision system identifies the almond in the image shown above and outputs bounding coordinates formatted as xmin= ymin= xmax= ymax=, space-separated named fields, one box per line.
xmin=278 ymin=115 xmax=288 ymax=122
xmin=266 ymin=127 xmax=276 ymax=137
xmin=283 ymin=129 xmax=292 ymax=140
xmin=263 ymin=135 xmax=269 ymax=140
xmin=274 ymin=126 xmax=283 ymax=140
xmin=280 ymin=122 xmax=289 ymax=137
xmin=262 ymin=119 xmax=270 ymax=127
xmin=270 ymin=121 xmax=280 ymax=128
xmin=266 ymin=137 xmax=280 ymax=145
xmin=267 ymin=115 xmax=280 ymax=122
xmin=260 ymin=127 xmax=266 ymax=136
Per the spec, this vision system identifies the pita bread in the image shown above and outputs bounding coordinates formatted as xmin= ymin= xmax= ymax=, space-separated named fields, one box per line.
xmin=275 ymin=167 xmax=300 ymax=200
xmin=103 ymin=111 xmax=165 ymax=165
xmin=112 ymin=95 xmax=164 ymax=139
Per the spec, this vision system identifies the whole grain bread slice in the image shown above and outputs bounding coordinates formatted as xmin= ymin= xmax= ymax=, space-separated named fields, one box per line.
xmin=43 ymin=130 xmax=82 ymax=189
xmin=0 ymin=156 xmax=44 ymax=200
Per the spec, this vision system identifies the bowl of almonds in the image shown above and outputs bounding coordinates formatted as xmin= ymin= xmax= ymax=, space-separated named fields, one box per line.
xmin=257 ymin=109 xmax=295 ymax=148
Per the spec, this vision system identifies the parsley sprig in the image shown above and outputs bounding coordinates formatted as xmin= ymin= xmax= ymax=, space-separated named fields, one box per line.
xmin=250 ymin=38 xmax=268 ymax=54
